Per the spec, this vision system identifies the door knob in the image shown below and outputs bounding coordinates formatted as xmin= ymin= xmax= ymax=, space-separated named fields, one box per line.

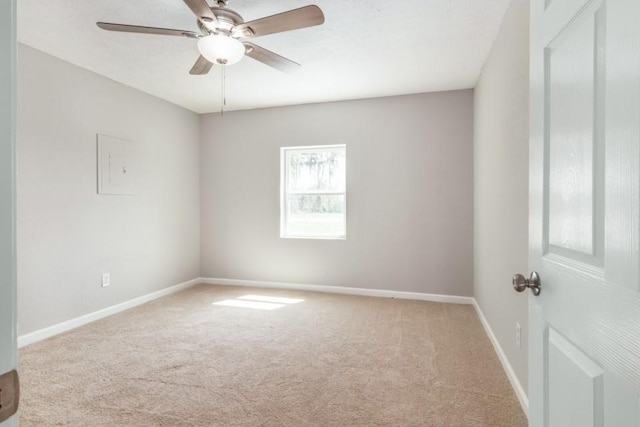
xmin=512 ymin=271 xmax=541 ymax=296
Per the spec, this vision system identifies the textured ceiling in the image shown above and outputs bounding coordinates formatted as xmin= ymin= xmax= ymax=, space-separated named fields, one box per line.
xmin=17 ymin=0 xmax=511 ymax=113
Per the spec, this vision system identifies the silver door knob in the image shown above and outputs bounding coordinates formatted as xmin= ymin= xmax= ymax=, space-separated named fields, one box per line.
xmin=512 ymin=271 xmax=541 ymax=296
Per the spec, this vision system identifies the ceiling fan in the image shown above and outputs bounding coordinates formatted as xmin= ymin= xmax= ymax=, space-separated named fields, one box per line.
xmin=97 ymin=0 xmax=325 ymax=75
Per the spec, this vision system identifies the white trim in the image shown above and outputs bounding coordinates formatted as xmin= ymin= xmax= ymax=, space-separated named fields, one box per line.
xmin=18 ymin=278 xmax=201 ymax=348
xmin=472 ymin=299 xmax=529 ymax=417
xmin=281 ymin=143 xmax=347 ymax=151
xmin=200 ymin=277 xmax=474 ymax=305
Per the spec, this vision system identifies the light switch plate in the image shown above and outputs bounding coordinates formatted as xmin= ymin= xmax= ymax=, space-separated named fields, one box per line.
xmin=97 ymin=134 xmax=135 ymax=195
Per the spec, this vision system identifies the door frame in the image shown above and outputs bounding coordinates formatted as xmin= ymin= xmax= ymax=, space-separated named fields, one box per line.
xmin=0 ymin=0 xmax=18 ymax=425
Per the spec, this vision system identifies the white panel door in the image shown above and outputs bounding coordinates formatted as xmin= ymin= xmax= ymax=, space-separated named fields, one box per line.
xmin=529 ymin=0 xmax=640 ymax=426
xmin=0 ymin=0 xmax=18 ymax=426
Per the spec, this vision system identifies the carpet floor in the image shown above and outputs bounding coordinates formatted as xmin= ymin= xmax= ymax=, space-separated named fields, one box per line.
xmin=19 ymin=284 xmax=527 ymax=426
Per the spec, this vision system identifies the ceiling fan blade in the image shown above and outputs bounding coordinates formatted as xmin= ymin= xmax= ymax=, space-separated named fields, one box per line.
xmin=190 ymin=55 xmax=214 ymax=75
xmin=234 ymin=5 xmax=324 ymax=38
xmin=243 ymin=42 xmax=300 ymax=73
xmin=182 ymin=0 xmax=219 ymax=29
xmin=97 ymin=22 xmax=201 ymax=38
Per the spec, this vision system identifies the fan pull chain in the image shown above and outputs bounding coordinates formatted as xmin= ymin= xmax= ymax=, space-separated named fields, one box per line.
xmin=220 ymin=65 xmax=225 ymax=116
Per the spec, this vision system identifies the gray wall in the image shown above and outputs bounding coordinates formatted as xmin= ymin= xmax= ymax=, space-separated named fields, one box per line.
xmin=17 ymin=45 xmax=201 ymax=334
xmin=200 ymin=91 xmax=474 ymax=296
xmin=473 ymin=0 xmax=530 ymax=394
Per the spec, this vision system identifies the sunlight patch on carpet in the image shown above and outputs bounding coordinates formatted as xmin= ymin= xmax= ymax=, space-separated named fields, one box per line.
xmin=213 ymin=299 xmax=286 ymax=310
xmin=213 ymin=294 xmax=305 ymax=310
xmin=238 ymin=295 xmax=304 ymax=304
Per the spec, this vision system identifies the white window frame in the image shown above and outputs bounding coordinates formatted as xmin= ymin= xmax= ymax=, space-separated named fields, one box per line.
xmin=280 ymin=144 xmax=347 ymax=240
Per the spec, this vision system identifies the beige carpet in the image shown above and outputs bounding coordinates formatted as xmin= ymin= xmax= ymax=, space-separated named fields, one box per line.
xmin=19 ymin=284 xmax=526 ymax=426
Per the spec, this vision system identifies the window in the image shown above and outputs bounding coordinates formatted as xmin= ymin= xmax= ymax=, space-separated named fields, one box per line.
xmin=281 ymin=145 xmax=346 ymax=239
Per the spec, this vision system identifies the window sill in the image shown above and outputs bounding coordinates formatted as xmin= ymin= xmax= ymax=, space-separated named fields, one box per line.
xmin=280 ymin=235 xmax=346 ymax=240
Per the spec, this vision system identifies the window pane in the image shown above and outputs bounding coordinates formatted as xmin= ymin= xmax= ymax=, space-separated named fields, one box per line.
xmin=286 ymin=195 xmax=345 ymax=237
xmin=287 ymin=149 xmax=345 ymax=192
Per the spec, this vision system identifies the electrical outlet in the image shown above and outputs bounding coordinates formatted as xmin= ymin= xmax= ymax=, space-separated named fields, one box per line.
xmin=516 ymin=322 xmax=521 ymax=348
xmin=101 ymin=273 xmax=110 ymax=288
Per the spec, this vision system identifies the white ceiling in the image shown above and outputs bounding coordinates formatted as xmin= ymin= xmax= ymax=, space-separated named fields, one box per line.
xmin=18 ymin=0 xmax=511 ymax=114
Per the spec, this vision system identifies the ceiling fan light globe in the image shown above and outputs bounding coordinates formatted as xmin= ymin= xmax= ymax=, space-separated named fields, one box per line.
xmin=197 ymin=35 xmax=245 ymax=66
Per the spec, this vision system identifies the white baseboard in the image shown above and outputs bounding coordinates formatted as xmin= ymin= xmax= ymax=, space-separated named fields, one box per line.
xmin=472 ymin=299 xmax=529 ymax=417
xmin=18 ymin=278 xmax=201 ymax=348
xmin=200 ymin=277 xmax=474 ymax=305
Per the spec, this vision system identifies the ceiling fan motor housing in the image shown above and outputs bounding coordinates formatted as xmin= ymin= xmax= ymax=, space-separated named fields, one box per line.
xmin=197 ymin=7 xmax=245 ymax=36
